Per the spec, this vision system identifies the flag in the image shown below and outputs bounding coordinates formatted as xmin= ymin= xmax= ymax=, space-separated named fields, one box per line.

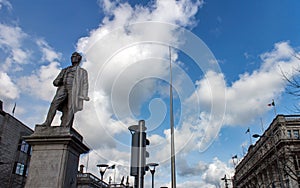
xmin=12 ymin=102 xmax=16 ymax=115
xmin=245 ymin=128 xmax=250 ymax=134
xmin=267 ymin=100 xmax=275 ymax=106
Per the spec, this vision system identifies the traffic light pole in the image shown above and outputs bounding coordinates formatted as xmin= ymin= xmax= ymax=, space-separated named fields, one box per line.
xmin=129 ymin=120 xmax=149 ymax=188
xmin=138 ymin=120 xmax=145 ymax=188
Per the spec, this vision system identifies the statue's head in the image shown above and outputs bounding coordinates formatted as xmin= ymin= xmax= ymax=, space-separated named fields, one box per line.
xmin=71 ymin=52 xmax=82 ymax=65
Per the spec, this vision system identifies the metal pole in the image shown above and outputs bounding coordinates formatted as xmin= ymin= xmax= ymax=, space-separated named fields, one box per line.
xmin=138 ymin=120 xmax=145 ymax=188
xmin=225 ymin=178 xmax=228 ymax=188
xmin=169 ymin=46 xmax=176 ymax=188
xmin=151 ymin=170 xmax=154 ymax=188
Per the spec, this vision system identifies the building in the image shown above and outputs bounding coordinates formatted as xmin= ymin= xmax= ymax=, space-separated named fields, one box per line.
xmin=234 ymin=115 xmax=300 ymax=188
xmin=0 ymin=100 xmax=33 ymax=188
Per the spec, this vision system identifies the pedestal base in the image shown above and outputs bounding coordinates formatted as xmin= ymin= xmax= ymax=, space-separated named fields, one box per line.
xmin=24 ymin=125 xmax=90 ymax=188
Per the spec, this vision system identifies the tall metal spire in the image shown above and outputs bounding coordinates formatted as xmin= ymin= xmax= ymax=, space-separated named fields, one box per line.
xmin=169 ymin=46 xmax=176 ymax=188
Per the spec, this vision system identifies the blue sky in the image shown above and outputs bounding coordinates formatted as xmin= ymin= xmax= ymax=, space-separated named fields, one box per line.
xmin=1 ymin=0 xmax=300 ymax=187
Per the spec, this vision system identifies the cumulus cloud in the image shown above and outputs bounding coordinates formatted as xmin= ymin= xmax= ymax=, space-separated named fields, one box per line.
xmin=0 ymin=71 xmax=19 ymax=99
xmin=0 ymin=22 xmax=63 ymax=122
xmin=1 ymin=0 xmax=297 ymax=187
xmin=36 ymin=39 xmax=62 ymax=62
xmin=187 ymin=41 xmax=300 ymax=128
xmin=76 ymin=0 xmax=204 ymax=150
xmin=201 ymin=158 xmax=233 ymax=187
xmin=83 ymin=38 xmax=298 ymax=186
xmin=0 ymin=23 xmax=29 ymax=72
xmin=225 ymin=41 xmax=299 ymax=125
xmin=151 ymin=156 xmax=233 ymax=188
xmin=18 ymin=61 xmax=61 ymax=101
xmin=0 ymin=0 xmax=12 ymax=11
xmin=74 ymin=1 xmax=300 ymax=186
xmin=177 ymin=156 xmax=208 ymax=177
xmin=16 ymin=40 xmax=62 ymax=101
xmin=0 ymin=24 xmax=24 ymax=48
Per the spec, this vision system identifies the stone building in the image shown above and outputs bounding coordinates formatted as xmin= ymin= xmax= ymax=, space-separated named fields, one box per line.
xmin=0 ymin=100 xmax=33 ymax=188
xmin=234 ymin=115 xmax=300 ymax=188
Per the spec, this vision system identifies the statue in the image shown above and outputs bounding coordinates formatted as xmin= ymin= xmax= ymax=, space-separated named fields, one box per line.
xmin=37 ymin=52 xmax=89 ymax=127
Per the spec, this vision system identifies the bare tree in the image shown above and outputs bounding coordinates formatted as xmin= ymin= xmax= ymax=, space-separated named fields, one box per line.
xmin=282 ymin=54 xmax=300 ymax=112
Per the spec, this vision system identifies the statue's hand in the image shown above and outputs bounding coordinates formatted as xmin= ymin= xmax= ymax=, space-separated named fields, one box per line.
xmin=79 ymin=96 xmax=90 ymax=101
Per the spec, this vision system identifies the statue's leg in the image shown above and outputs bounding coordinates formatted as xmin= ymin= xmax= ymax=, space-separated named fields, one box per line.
xmin=62 ymin=91 xmax=75 ymax=127
xmin=61 ymin=105 xmax=74 ymax=127
xmin=39 ymin=90 xmax=67 ymax=126
xmin=60 ymin=101 xmax=68 ymax=126
xmin=64 ymin=113 xmax=74 ymax=127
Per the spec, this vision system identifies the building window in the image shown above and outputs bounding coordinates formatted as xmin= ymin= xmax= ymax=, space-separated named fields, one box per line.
xmin=19 ymin=140 xmax=31 ymax=155
xmin=287 ymin=130 xmax=292 ymax=138
xmin=293 ymin=130 xmax=300 ymax=139
xmin=15 ymin=162 xmax=25 ymax=176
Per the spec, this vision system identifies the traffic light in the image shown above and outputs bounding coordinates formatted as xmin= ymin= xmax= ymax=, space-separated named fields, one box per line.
xmin=141 ymin=131 xmax=150 ymax=175
xmin=130 ymin=130 xmax=139 ymax=176
xmin=129 ymin=120 xmax=150 ymax=186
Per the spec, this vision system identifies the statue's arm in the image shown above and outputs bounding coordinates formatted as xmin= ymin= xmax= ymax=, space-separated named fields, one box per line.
xmin=53 ymin=69 xmax=66 ymax=87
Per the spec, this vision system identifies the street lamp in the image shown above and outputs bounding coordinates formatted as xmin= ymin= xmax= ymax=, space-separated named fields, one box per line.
xmin=97 ymin=164 xmax=109 ymax=181
xmin=252 ymin=134 xmax=284 ymax=188
xmin=147 ymin=163 xmax=159 ymax=188
xmin=221 ymin=174 xmax=229 ymax=188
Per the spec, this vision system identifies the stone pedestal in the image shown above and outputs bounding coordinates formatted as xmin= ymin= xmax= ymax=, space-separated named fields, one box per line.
xmin=24 ymin=125 xmax=90 ymax=188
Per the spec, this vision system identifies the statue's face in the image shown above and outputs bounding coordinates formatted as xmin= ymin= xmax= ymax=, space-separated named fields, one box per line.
xmin=71 ymin=54 xmax=81 ymax=65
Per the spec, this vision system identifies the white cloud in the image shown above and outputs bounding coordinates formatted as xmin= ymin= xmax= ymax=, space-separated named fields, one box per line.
xmin=76 ymin=0 xmax=204 ymax=152
xmin=16 ymin=39 xmax=62 ymax=101
xmin=0 ymin=71 xmax=19 ymax=99
xmin=224 ymin=41 xmax=299 ymax=125
xmin=18 ymin=61 xmax=61 ymax=101
xmin=139 ymin=40 xmax=300 ymax=186
xmin=177 ymin=156 xmax=208 ymax=177
xmin=201 ymin=157 xmax=233 ymax=187
xmin=0 ymin=0 xmax=12 ymax=11
xmin=36 ymin=39 xmax=62 ymax=62
xmin=0 ymin=23 xmax=29 ymax=71
xmin=177 ymin=181 xmax=215 ymax=188
xmin=2 ymin=0 xmax=296 ymax=187
xmin=186 ymin=41 xmax=300 ymax=128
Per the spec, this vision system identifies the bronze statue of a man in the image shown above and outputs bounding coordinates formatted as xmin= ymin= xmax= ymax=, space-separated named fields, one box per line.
xmin=38 ymin=52 xmax=89 ymax=127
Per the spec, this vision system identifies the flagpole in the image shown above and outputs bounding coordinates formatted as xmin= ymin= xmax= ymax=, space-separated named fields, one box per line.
xmin=242 ymin=145 xmax=246 ymax=155
xmin=272 ymin=99 xmax=277 ymax=116
xmin=246 ymin=128 xmax=252 ymax=145
xmin=260 ymin=118 xmax=265 ymax=132
xmin=169 ymin=46 xmax=176 ymax=188
xmin=12 ymin=102 xmax=16 ymax=117
xmin=248 ymin=128 xmax=252 ymax=145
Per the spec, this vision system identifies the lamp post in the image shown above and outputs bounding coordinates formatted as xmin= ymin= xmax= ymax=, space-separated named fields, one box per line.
xmin=97 ymin=164 xmax=109 ymax=181
xmin=147 ymin=163 xmax=159 ymax=188
xmin=221 ymin=174 xmax=229 ymax=188
xmin=252 ymin=134 xmax=284 ymax=188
